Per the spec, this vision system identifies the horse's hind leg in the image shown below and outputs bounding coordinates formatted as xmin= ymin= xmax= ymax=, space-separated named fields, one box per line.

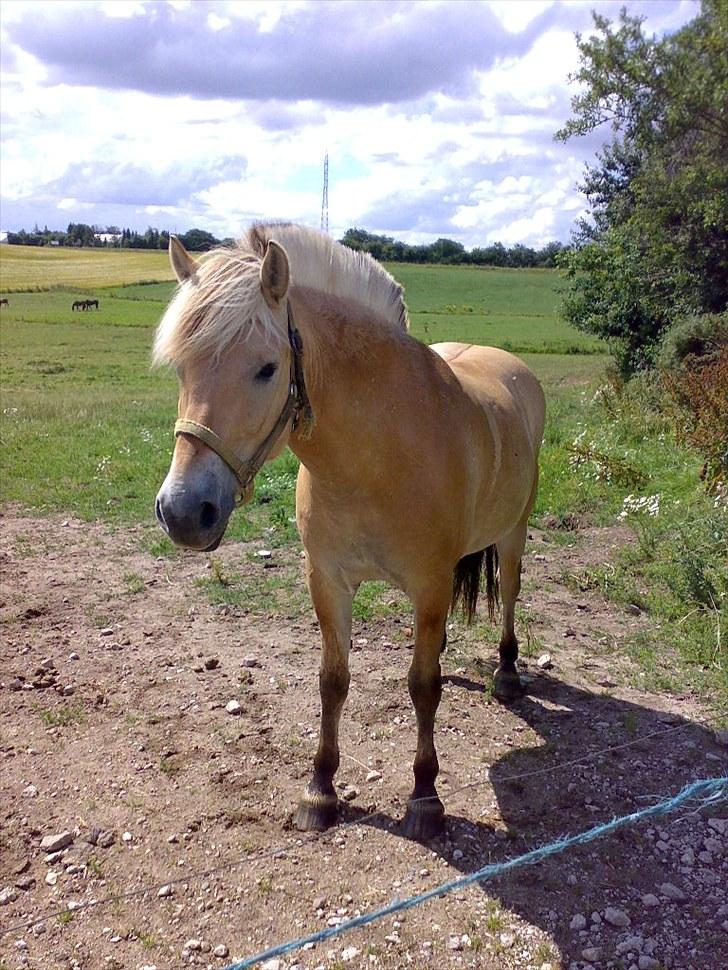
xmin=294 ymin=565 xmax=352 ymax=832
xmin=402 ymin=585 xmax=450 ymax=840
xmin=493 ymin=516 xmax=529 ymax=702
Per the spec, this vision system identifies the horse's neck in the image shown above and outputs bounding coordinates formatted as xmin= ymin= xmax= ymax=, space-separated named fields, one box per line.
xmin=290 ymin=289 xmax=414 ymax=480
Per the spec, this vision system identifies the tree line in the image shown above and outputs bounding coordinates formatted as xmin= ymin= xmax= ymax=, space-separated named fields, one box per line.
xmin=4 ymin=224 xmax=226 ymax=252
xmin=5 ymin=222 xmax=565 ymax=267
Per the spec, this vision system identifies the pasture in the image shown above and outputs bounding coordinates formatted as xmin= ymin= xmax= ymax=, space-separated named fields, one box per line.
xmin=0 ymin=246 xmax=725 ymax=970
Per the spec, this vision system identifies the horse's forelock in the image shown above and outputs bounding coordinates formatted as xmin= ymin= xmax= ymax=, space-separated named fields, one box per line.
xmin=152 ymin=245 xmax=284 ymax=368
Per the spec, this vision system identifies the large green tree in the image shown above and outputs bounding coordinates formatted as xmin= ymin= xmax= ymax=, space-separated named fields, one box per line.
xmin=557 ymin=1 xmax=728 ymax=375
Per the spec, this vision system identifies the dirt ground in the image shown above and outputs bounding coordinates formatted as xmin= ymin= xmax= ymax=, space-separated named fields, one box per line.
xmin=1 ymin=509 xmax=726 ymax=970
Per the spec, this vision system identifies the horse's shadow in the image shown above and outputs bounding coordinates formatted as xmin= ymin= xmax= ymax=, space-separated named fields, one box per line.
xmin=341 ymin=673 xmax=726 ymax=965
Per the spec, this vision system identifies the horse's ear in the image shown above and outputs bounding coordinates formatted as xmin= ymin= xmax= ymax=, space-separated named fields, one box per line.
xmin=169 ymin=235 xmax=198 ymax=284
xmin=260 ymin=240 xmax=289 ymax=308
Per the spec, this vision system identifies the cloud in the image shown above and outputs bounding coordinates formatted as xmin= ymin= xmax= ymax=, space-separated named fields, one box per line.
xmin=34 ymin=155 xmax=248 ymax=208
xmin=6 ymin=0 xmax=573 ymax=106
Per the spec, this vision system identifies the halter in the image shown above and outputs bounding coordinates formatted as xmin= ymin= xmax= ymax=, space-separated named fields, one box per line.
xmin=173 ymin=302 xmax=314 ymax=505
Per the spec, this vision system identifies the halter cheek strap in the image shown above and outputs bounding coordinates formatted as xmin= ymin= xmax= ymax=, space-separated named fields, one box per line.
xmin=173 ymin=302 xmax=313 ymax=505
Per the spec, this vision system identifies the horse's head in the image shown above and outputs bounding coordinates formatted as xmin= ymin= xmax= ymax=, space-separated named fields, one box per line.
xmin=154 ymin=234 xmax=303 ymax=551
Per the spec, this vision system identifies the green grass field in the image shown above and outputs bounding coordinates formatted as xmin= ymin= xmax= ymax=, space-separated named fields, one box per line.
xmin=1 ymin=245 xmax=724 ymax=701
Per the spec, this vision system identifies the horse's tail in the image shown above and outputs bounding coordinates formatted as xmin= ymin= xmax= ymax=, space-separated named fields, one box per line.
xmin=451 ymin=545 xmax=499 ymax=624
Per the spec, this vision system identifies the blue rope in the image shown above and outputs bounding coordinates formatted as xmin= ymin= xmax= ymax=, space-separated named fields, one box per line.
xmin=223 ymin=776 xmax=727 ymax=970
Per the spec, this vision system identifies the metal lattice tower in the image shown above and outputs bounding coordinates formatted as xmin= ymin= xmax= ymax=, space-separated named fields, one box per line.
xmin=320 ymin=152 xmax=329 ymax=234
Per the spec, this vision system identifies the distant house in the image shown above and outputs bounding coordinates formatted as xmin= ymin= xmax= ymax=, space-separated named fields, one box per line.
xmin=0 ymin=231 xmax=8 ymax=245
xmin=94 ymin=232 xmax=121 ymax=245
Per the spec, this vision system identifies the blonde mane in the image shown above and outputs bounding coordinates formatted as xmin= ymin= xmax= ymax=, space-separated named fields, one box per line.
xmin=153 ymin=223 xmax=409 ymax=366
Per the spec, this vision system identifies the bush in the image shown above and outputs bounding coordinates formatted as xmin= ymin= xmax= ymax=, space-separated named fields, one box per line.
xmin=662 ymin=344 xmax=728 ymax=490
xmin=657 ymin=312 xmax=728 ymax=371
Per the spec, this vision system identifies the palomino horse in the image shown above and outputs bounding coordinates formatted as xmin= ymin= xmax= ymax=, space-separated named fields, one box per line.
xmin=154 ymin=225 xmax=545 ymax=839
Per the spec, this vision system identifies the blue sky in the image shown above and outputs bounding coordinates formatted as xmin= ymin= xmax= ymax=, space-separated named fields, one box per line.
xmin=0 ymin=0 xmax=698 ymax=247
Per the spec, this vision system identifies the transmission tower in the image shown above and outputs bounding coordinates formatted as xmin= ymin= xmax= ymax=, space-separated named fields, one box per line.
xmin=320 ymin=152 xmax=329 ymax=234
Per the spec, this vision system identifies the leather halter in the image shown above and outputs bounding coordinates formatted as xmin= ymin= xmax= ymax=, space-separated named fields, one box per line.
xmin=173 ymin=302 xmax=313 ymax=505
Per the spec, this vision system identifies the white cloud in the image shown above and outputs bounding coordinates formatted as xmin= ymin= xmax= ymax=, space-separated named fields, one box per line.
xmin=0 ymin=0 xmax=700 ymax=246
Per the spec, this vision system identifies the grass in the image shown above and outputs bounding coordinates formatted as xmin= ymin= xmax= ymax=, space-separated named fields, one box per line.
xmin=0 ymin=247 xmax=724 ymax=701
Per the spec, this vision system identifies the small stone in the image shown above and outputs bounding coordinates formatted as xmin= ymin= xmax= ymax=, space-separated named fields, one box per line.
xmin=122 ymin=831 xmax=133 ymax=843
xmin=341 ymin=947 xmax=361 ymax=962
xmin=708 ymin=818 xmax=727 ymax=835
xmin=312 ymin=896 xmax=327 ymax=910
xmin=0 ymin=887 xmax=19 ymax=905
xmin=447 ymin=936 xmax=463 ymax=951
xmin=641 ymin=893 xmax=659 ymax=908
xmin=225 ymin=700 xmax=242 ymax=715
xmin=22 ymin=785 xmax=38 ymax=798
xmin=69 ymin=652 xmax=80 ymax=660
xmin=452 ymin=848 xmax=464 ymax=861
xmin=157 ymin=884 xmax=173 ymax=898
xmin=581 ymin=947 xmax=603 ymax=962
xmin=100 ymin=627 xmax=114 ymax=637
xmin=40 ymin=831 xmax=73 ymax=853
xmin=204 ymin=657 xmax=220 ymax=670
xmin=499 ymin=931 xmax=515 ymax=948
xmin=97 ymin=830 xmax=115 ymax=848
xmin=184 ymin=939 xmax=202 ymax=952
xmin=366 ymin=770 xmax=382 ymax=783
xmin=714 ymin=728 xmax=728 ymax=747
xmin=241 ymin=657 xmax=261 ymax=668
xmin=61 ymin=685 xmax=74 ymax=696
xmin=261 ymin=960 xmax=282 ymax=970
xmin=537 ymin=653 xmax=552 ymax=669
xmin=638 ymin=958 xmax=659 ymax=970
xmin=256 ymin=549 xmax=273 ymax=559
xmin=341 ymin=785 xmax=358 ymax=801
xmin=659 ymin=882 xmax=686 ymax=902
xmin=569 ymin=914 xmax=586 ymax=930
xmin=604 ymin=906 xmax=630 ymax=928
xmin=45 ymin=871 xmax=58 ymax=886
xmin=213 ymin=945 xmax=229 ymax=958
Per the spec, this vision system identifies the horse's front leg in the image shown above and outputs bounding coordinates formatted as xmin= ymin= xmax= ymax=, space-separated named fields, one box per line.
xmin=294 ymin=565 xmax=353 ymax=832
xmin=402 ymin=587 xmax=450 ymax=841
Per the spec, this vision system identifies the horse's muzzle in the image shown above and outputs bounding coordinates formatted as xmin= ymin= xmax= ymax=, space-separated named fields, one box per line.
xmin=155 ymin=482 xmax=233 ymax=551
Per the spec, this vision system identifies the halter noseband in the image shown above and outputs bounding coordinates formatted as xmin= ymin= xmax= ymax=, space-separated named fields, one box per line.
xmin=173 ymin=302 xmax=313 ymax=505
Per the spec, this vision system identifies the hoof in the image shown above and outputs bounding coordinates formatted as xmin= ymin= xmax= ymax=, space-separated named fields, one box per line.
xmin=493 ymin=667 xmax=524 ymax=703
xmin=294 ymin=793 xmax=338 ymax=832
xmin=402 ymin=796 xmax=445 ymax=841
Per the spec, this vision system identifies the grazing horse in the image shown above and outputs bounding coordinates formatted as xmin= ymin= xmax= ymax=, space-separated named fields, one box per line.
xmin=72 ymin=300 xmax=85 ymax=311
xmin=86 ymin=299 xmax=99 ymax=310
xmin=0 ymin=298 xmax=9 ymax=307
xmin=154 ymin=225 xmax=545 ymax=839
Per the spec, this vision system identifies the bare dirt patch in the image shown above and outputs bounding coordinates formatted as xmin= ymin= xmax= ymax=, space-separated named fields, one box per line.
xmin=1 ymin=510 xmax=726 ymax=970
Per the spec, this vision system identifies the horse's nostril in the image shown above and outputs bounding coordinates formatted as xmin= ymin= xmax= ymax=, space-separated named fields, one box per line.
xmin=199 ymin=501 xmax=219 ymax=532
xmin=155 ymin=496 xmax=166 ymax=528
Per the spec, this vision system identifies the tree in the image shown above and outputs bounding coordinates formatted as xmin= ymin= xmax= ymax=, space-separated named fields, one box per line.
xmin=556 ymin=1 xmax=728 ymax=375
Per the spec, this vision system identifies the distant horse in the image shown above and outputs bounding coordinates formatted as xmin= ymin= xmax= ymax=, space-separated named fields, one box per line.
xmin=86 ymin=299 xmax=99 ymax=310
xmin=154 ymin=225 xmax=545 ymax=838
xmin=72 ymin=300 xmax=85 ymax=311
xmin=0 ymin=298 xmax=8 ymax=307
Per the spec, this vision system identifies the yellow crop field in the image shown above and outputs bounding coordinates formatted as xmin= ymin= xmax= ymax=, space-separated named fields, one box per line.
xmin=0 ymin=244 xmax=175 ymax=291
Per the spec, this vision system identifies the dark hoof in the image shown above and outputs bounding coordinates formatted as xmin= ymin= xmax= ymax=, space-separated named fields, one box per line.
xmin=401 ymin=796 xmax=445 ymax=841
xmin=294 ymin=793 xmax=339 ymax=832
xmin=493 ymin=668 xmax=525 ymax=703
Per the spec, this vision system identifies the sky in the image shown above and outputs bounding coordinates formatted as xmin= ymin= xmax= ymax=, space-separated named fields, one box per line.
xmin=0 ymin=0 xmax=699 ymax=249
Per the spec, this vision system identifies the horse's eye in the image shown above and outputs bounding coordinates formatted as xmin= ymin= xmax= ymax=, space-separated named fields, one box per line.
xmin=256 ymin=362 xmax=278 ymax=381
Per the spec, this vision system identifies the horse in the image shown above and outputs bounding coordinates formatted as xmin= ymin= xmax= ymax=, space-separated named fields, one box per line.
xmin=72 ymin=300 xmax=85 ymax=311
xmin=0 ymin=298 xmax=9 ymax=307
xmin=154 ymin=224 xmax=545 ymax=839
xmin=86 ymin=299 xmax=99 ymax=310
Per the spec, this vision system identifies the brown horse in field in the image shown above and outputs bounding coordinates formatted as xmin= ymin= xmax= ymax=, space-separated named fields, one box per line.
xmin=154 ymin=225 xmax=545 ymax=839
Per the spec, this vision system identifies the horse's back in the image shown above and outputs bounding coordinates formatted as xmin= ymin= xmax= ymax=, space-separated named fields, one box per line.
xmin=430 ymin=342 xmax=545 ymax=452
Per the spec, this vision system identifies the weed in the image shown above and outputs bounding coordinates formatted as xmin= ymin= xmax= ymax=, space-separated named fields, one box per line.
xmin=134 ymin=929 xmax=157 ymax=950
xmin=57 ymin=910 xmax=74 ymax=925
xmin=122 ymin=571 xmax=145 ymax=594
xmin=257 ymin=875 xmax=274 ymax=895
xmin=40 ymin=704 xmax=85 ymax=728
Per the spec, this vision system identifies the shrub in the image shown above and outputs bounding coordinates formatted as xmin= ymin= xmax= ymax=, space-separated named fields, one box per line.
xmin=662 ymin=345 xmax=728 ymax=490
xmin=657 ymin=312 xmax=728 ymax=371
